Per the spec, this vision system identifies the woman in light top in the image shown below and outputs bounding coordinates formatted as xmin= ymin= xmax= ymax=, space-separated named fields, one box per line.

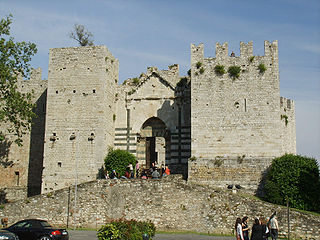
xmin=235 ymin=217 xmax=244 ymax=240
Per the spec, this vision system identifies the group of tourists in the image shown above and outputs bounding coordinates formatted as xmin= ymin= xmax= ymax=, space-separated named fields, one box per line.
xmin=140 ymin=163 xmax=171 ymax=179
xmin=104 ymin=162 xmax=171 ymax=180
xmin=235 ymin=212 xmax=279 ymax=240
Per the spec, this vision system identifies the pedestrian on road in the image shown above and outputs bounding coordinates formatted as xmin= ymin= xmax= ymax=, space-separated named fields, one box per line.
xmin=242 ymin=216 xmax=250 ymax=240
xmin=235 ymin=217 xmax=244 ymax=240
xmin=269 ymin=215 xmax=279 ymax=240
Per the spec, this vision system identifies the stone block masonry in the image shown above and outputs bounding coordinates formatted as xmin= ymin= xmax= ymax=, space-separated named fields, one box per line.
xmin=42 ymin=46 xmax=118 ymax=193
xmin=0 ymin=41 xmax=296 ymax=200
xmin=0 ymin=177 xmax=319 ymax=239
xmin=191 ymin=41 xmax=287 ymax=159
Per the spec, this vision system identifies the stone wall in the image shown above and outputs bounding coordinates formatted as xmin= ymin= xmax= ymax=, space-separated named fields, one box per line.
xmin=0 ymin=177 xmax=319 ymax=239
xmin=190 ymin=41 xmax=295 ymax=159
xmin=42 ymin=46 xmax=118 ymax=193
xmin=188 ymin=157 xmax=272 ymax=195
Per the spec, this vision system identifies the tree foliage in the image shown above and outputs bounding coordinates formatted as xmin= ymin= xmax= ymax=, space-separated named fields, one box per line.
xmin=69 ymin=24 xmax=94 ymax=46
xmin=104 ymin=149 xmax=136 ymax=177
xmin=0 ymin=15 xmax=37 ymax=146
xmin=265 ymin=154 xmax=320 ymax=212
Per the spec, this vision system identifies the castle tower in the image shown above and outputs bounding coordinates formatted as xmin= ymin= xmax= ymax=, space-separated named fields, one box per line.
xmin=42 ymin=46 xmax=118 ymax=193
xmin=189 ymin=41 xmax=296 ymax=192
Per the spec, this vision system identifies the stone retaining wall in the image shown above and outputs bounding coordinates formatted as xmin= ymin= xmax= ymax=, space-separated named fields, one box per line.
xmin=0 ymin=176 xmax=319 ymax=239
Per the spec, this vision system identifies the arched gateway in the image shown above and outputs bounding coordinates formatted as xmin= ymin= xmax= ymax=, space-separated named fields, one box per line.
xmin=137 ymin=117 xmax=170 ymax=169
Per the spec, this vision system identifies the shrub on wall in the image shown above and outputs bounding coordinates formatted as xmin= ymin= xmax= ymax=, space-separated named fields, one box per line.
xmin=214 ymin=65 xmax=226 ymax=75
xmin=97 ymin=219 xmax=156 ymax=240
xmin=196 ymin=61 xmax=202 ymax=69
xmin=264 ymin=154 xmax=320 ymax=212
xmin=258 ymin=63 xmax=267 ymax=73
xmin=104 ymin=149 xmax=137 ymax=177
xmin=228 ymin=66 xmax=241 ymax=79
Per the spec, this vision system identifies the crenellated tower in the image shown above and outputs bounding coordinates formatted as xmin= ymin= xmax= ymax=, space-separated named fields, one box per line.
xmin=189 ymin=41 xmax=295 ymax=192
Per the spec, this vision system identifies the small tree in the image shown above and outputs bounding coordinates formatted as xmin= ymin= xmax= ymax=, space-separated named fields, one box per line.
xmin=69 ymin=24 xmax=94 ymax=46
xmin=265 ymin=154 xmax=320 ymax=212
xmin=104 ymin=149 xmax=136 ymax=177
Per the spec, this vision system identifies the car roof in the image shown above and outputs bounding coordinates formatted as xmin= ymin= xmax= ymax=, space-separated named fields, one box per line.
xmin=18 ymin=219 xmax=48 ymax=222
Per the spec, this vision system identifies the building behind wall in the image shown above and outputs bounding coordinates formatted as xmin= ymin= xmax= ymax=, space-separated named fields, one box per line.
xmin=0 ymin=41 xmax=296 ymax=200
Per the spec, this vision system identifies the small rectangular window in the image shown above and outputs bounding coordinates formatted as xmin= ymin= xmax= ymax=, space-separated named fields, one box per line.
xmin=93 ymin=89 xmax=96 ymax=93
xmin=58 ymin=162 xmax=62 ymax=167
xmin=15 ymin=171 xmax=20 ymax=186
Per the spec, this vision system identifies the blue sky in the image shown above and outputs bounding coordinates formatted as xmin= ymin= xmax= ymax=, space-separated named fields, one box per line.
xmin=1 ymin=0 xmax=319 ymax=161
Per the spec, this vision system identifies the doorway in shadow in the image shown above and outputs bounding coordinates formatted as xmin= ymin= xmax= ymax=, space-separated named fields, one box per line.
xmin=138 ymin=117 xmax=170 ymax=169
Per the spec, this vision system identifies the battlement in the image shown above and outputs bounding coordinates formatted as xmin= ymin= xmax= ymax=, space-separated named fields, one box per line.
xmin=191 ymin=40 xmax=278 ymax=60
xmin=280 ymin=96 xmax=294 ymax=110
xmin=17 ymin=68 xmax=48 ymax=98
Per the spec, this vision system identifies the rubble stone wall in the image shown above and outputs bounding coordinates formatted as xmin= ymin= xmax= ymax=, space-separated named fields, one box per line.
xmin=0 ymin=177 xmax=318 ymax=239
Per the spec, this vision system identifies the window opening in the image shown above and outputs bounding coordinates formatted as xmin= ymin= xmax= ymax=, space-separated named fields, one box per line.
xmin=15 ymin=171 xmax=20 ymax=186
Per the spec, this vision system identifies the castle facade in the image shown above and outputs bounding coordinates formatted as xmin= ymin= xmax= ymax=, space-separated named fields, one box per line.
xmin=0 ymin=41 xmax=296 ymax=201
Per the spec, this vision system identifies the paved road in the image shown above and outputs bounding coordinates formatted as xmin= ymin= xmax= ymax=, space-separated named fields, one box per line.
xmin=68 ymin=230 xmax=234 ymax=240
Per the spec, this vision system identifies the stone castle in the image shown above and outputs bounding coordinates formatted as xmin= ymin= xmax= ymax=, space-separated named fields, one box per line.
xmin=0 ymin=40 xmax=296 ymax=201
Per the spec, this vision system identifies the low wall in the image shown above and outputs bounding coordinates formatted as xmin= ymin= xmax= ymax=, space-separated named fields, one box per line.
xmin=0 ymin=187 xmax=27 ymax=203
xmin=188 ymin=157 xmax=272 ymax=195
xmin=0 ymin=176 xmax=319 ymax=239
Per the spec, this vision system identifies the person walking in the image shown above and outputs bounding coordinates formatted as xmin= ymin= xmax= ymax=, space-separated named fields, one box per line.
xmin=260 ymin=217 xmax=270 ymax=240
xmin=250 ymin=218 xmax=263 ymax=240
xmin=269 ymin=215 xmax=279 ymax=240
xmin=242 ymin=216 xmax=250 ymax=240
xmin=235 ymin=217 xmax=244 ymax=240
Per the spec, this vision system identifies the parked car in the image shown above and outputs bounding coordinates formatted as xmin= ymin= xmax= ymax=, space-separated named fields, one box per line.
xmin=5 ymin=219 xmax=68 ymax=240
xmin=0 ymin=229 xmax=19 ymax=240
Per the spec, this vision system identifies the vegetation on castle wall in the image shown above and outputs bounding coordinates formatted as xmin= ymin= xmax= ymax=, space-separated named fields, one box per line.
xmin=258 ymin=63 xmax=267 ymax=73
xmin=0 ymin=15 xmax=37 ymax=146
xmin=228 ymin=66 xmax=241 ymax=79
xmin=281 ymin=114 xmax=288 ymax=126
xmin=128 ymin=89 xmax=136 ymax=95
xmin=132 ymin=77 xmax=140 ymax=85
xmin=264 ymin=154 xmax=320 ymax=212
xmin=214 ymin=65 xmax=226 ymax=75
xmin=69 ymin=23 xmax=94 ymax=46
xmin=196 ymin=61 xmax=202 ymax=69
xmin=97 ymin=219 xmax=156 ymax=240
xmin=104 ymin=149 xmax=137 ymax=177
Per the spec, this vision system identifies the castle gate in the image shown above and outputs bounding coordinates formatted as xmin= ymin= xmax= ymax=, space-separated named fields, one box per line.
xmin=137 ymin=117 xmax=170 ymax=169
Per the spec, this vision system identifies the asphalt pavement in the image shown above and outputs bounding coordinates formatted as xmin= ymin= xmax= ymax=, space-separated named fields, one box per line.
xmin=68 ymin=230 xmax=234 ymax=240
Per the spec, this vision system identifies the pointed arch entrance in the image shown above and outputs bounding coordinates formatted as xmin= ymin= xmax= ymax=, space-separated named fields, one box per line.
xmin=137 ymin=117 xmax=170 ymax=169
